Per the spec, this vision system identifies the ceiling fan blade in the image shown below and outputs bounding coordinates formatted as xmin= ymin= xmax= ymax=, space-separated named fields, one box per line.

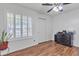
xmin=63 ymin=3 xmax=71 ymax=5
xmin=47 ymin=7 xmax=53 ymax=13
xmin=42 ymin=3 xmax=53 ymax=6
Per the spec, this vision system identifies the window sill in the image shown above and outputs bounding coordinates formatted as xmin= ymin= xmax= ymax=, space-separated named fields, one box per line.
xmin=8 ymin=36 xmax=32 ymax=42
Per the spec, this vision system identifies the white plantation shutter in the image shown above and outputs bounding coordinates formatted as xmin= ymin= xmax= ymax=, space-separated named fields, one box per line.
xmin=7 ymin=13 xmax=32 ymax=40
xmin=15 ymin=15 xmax=21 ymax=38
xmin=7 ymin=13 xmax=14 ymax=38
xmin=22 ymin=16 xmax=28 ymax=37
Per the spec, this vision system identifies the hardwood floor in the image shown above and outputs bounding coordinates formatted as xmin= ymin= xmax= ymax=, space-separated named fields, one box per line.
xmin=6 ymin=40 xmax=79 ymax=56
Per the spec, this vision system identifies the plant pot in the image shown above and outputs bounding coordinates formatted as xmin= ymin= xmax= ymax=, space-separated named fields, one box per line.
xmin=0 ymin=41 xmax=8 ymax=50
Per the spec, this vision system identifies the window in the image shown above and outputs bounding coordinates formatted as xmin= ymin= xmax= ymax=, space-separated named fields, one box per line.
xmin=22 ymin=16 xmax=28 ymax=37
xmin=7 ymin=13 xmax=14 ymax=38
xmin=15 ymin=15 xmax=21 ymax=38
xmin=7 ymin=13 xmax=32 ymax=39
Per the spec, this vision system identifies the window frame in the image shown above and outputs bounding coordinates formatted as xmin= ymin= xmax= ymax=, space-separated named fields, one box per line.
xmin=7 ymin=12 xmax=32 ymax=40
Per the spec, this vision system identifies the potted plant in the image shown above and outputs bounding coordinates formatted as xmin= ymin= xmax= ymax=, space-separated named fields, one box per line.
xmin=0 ymin=31 xmax=11 ymax=50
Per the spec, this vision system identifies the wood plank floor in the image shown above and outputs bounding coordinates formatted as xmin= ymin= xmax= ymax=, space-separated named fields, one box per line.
xmin=6 ymin=40 xmax=79 ymax=56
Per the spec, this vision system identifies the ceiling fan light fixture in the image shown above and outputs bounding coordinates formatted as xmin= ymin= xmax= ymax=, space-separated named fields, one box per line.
xmin=53 ymin=4 xmax=63 ymax=12
xmin=58 ymin=5 xmax=63 ymax=10
xmin=58 ymin=5 xmax=63 ymax=12
xmin=53 ymin=7 xmax=59 ymax=12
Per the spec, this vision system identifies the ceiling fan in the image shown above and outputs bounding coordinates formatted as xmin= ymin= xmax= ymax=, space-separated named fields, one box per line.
xmin=42 ymin=3 xmax=70 ymax=13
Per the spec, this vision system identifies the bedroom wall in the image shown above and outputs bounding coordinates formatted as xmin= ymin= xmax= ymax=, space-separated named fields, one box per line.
xmin=0 ymin=3 xmax=52 ymax=55
xmin=52 ymin=8 xmax=79 ymax=47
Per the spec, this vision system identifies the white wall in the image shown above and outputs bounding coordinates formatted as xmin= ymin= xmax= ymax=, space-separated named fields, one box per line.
xmin=52 ymin=8 xmax=79 ymax=47
xmin=0 ymin=3 xmax=52 ymax=55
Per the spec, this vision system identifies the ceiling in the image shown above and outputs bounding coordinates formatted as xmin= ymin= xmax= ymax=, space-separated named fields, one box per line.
xmin=19 ymin=3 xmax=79 ymax=17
